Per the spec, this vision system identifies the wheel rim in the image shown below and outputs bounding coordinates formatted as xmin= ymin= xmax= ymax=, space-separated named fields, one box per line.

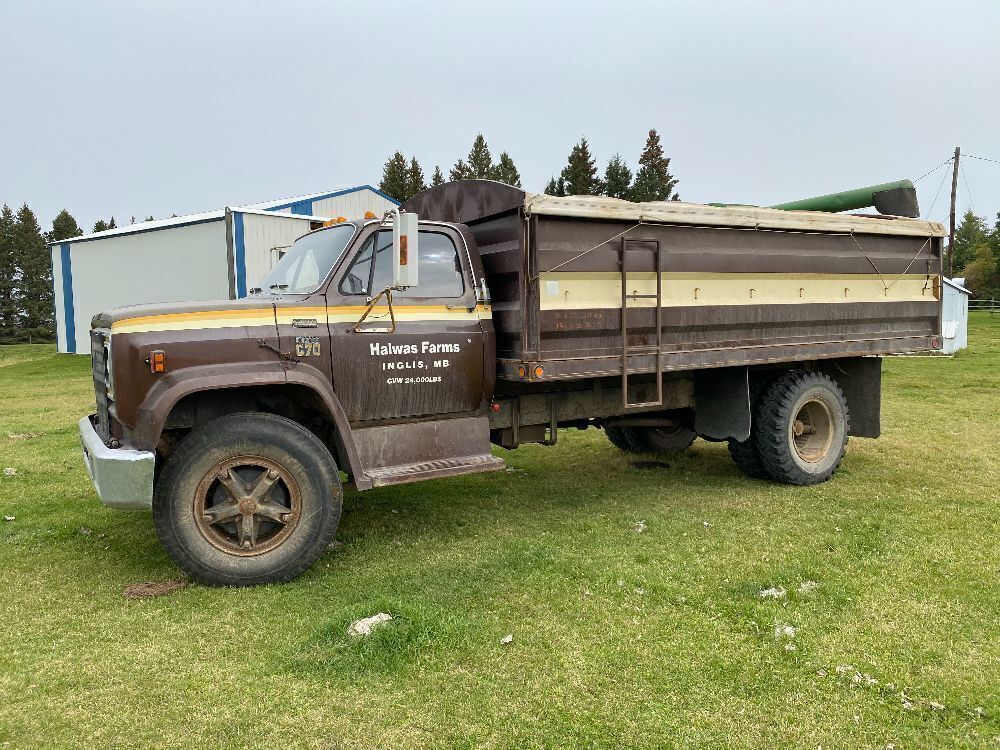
xmin=193 ymin=456 xmax=302 ymax=556
xmin=791 ymin=398 xmax=834 ymax=463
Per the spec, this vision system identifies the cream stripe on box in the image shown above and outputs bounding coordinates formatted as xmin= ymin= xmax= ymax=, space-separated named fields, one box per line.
xmin=539 ymin=272 xmax=937 ymax=310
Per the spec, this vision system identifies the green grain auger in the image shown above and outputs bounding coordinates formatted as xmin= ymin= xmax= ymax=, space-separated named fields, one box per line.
xmin=770 ymin=179 xmax=919 ymax=218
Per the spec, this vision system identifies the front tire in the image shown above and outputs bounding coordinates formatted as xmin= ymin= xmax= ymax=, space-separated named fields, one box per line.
xmin=153 ymin=413 xmax=342 ymax=586
xmin=754 ymin=371 xmax=849 ymax=485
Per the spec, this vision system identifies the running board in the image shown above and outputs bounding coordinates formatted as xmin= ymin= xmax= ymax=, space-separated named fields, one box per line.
xmin=365 ymin=454 xmax=506 ymax=488
xmin=352 ymin=416 xmax=505 ymax=489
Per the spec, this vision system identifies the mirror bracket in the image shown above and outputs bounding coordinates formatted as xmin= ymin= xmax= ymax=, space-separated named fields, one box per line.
xmin=352 ymin=286 xmax=398 ymax=334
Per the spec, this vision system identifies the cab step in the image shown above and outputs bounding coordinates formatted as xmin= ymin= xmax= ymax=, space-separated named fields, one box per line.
xmin=365 ymin=454 xmax=506 ymax=487
xmin=352 ymin=416 xmax=505 ymax=489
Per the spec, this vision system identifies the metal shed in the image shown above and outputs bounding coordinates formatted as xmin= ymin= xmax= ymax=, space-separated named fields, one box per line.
xmin=942 ymin=277 xmax=971 ymax=354
xmin=50 ymin=185 xmax=398 ymax=353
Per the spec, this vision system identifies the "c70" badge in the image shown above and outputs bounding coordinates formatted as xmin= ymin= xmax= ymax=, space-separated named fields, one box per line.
xmin=294 ymin=336 xmax=321 ymax=357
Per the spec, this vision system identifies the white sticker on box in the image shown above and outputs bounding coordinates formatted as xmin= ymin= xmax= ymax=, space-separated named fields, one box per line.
xmin=546 ymin=280 xmax=559 ymax=297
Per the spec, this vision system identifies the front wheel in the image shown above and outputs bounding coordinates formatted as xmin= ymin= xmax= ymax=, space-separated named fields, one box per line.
xmin=153 ymin=413 xmax=342 ymax=586
xmin=754 ymin=371 xmax=849 ymax=485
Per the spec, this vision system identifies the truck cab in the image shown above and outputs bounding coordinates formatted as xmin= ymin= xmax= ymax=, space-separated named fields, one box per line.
xmin=81 ymin=210 xmax=506 ymax=586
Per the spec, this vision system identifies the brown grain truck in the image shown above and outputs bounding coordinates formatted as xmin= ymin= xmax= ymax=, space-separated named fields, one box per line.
xmin=79 ymin=180 xmax=945 ymax=585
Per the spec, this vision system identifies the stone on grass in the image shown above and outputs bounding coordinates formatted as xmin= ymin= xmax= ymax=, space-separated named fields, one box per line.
xmin=3 ymin=468 xmax=16 ymax=477
xmin=3 ymin=515 xmax=14 ymax=522
xmin=773 ymin=622 xmax=797 ymax=640
xmin=798 ymin=580 xmax=821 ymax=594
xmin=634 ymin=520 xmax=647 ymax=533
xmin=500 ymin=634 xmax=513 ymax=645
xmin=760 ymin=586 xmax=787 ymax=600
xmin=347 ymin=612 xmax=392 ymax=637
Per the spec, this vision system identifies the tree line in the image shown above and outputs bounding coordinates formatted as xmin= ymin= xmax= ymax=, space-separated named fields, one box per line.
xmin=377 ymin=129 xmax=679 ymax=204
xmin=0 ymin=205 xmax=79 ymax=344
xmin=950 ymin=209 xmax=1000 ymax=299
xmin=0 ymin=208 xmax=162 ymax=344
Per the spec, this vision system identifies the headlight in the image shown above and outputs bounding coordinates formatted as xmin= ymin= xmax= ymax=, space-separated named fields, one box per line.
xmin=103 ymin=339 xmax=114 ymax=399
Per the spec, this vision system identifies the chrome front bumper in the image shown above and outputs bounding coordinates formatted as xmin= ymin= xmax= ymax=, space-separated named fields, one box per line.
xmin=78 ymin=415 xmax=155 ymax=510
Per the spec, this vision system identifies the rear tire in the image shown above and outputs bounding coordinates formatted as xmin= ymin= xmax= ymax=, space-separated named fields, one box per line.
xmin=727 ymin=375 xmax=770 ymax=479
xmin=605 ymin=424 xmax=697 ymax=455
xmin=643 ymin=424 xmax=697 ymax=454
xmin=605 ymin=426 xmax=647 ymax=453
xmin=754 ymin=371 xmax=849 ymax=485
xmin=153 ymin=412 xmax=342 ymax=586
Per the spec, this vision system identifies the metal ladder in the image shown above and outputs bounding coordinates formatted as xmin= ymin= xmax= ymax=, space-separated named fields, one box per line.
xmin=620 ymin=237 xmax=663 ymax=409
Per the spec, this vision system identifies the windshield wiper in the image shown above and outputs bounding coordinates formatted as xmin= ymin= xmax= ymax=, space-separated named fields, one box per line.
xmin=249 ymin=287 xmax=263 ymax=295
xmin=268 ymin=283 xmax=289 ymax=293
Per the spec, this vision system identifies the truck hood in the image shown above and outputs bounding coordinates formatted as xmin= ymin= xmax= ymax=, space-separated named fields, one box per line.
xmin=91 ymin=297 xmax=285 ymax=329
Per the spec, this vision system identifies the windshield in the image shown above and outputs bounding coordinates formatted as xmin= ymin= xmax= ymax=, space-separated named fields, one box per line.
xmin=255 ymin=224 xmax=355 ymax=294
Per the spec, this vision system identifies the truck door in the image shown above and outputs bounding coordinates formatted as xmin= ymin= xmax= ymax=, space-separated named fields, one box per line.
xmin=326 ymin=225 xmax=487 ymax=423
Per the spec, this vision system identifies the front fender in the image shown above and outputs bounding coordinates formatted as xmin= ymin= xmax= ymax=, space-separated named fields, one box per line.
xmin=130 ymin=362 xmax=369 ymax=488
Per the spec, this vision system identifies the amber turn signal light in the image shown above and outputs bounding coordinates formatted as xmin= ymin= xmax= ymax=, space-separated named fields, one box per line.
xmin=534 ymin=365 xmax=545 ymax=379
xmin=148 ymin=350 xmax=166 ymax=373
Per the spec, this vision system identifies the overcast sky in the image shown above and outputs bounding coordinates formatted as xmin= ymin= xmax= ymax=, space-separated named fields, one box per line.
xmin=3 ymin=0 xmax=999 ymax=231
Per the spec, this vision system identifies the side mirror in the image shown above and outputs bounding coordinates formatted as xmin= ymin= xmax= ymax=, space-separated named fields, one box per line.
xmin=393 ymin=211 xmax=419 ymax=288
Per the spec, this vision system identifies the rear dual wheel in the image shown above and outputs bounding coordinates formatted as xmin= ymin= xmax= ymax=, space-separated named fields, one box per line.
xmin=731 ymin=370 xmax=849 ymax=485
xmin=605 ymin=423 xmax=697 ymax=456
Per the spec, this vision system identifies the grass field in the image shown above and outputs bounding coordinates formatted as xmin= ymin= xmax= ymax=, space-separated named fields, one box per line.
xmin=1 ymin=316 xmax=998 ymax=749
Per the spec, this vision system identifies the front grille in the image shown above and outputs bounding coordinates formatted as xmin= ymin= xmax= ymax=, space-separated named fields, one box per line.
xmin=91 ymin=331 xmax=111 ymax=441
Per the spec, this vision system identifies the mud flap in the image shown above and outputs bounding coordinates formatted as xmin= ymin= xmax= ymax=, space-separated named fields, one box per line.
xmin=817 ymin=357 xmax=881 ymax=438
xmin=694 ymin=366 xmax=750 ymax=441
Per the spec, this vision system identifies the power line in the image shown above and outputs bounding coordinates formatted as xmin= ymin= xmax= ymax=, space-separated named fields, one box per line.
xmin=927 ymin=159 xmax=952 ymax=218
xmin=961 ymin=165 xmax=975 ymax=214
xmin=964 ymin=153 xmax=1000 ymax=165
xmin=914 ymin=158 xmax=952 ymax=182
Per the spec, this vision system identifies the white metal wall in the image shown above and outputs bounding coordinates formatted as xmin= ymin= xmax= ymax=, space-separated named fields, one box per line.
xmin=942 ymin=282 xmax=969 ymax=354
xmin=50 ymin=246 xmax=67 ymax=352
xmin=59 ymin=220 xmax=230 ymax=353
xmin=311 ymin=190 xmax=396 ymax=220
xmin=241 ymin=213 xmax=318 ymax=290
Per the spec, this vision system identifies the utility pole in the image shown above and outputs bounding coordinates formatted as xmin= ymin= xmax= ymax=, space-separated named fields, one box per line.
xmin=948 ymin=146 xmax=961 ymax=279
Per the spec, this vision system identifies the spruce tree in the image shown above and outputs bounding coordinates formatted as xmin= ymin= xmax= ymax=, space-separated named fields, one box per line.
xmin=950 ymin=210 xmax=988 ymax=275
xmin=13 ymin=204 xmax=53 ymax=339
xmin=631 ymin=129 xmax=679 ymax=202
xmin=604 ymin=154 xmax=633 ymax=200
xmin=404 ymin=157 xmax=427 ymax=201
xmin=544 ymin=177 xmax=560 ymax=196
xmin=93 ymin=219 xmax=109 ymax=232
xmin=0 ymin=205 xmax=17 ymax=342
xmin=493 ymin=152 xmax=522 ymax=188
xmin=449 ymin=159 xmax=473 ymax=181
xmin=146 ymin=215 xmax=155 ymax=222
xmin=430 ymin=165 xmax=445 ymax=187
xmin=47 ymin=209 xmax=83 ymax=244
xmin=560 ymin=138 xmax=602 ymax=196
xmin=467 ymin=134 xmax=494 ymax=179
xmin=379 ymin=151 xmax=410 ymax=203
xmin=108 ymin=217 xmax=117 ymax=229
